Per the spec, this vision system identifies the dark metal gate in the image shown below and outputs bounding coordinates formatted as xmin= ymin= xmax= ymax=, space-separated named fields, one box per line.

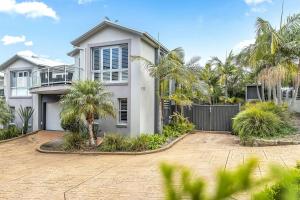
xmin=184 ymin=104 xmax=240 ymax=132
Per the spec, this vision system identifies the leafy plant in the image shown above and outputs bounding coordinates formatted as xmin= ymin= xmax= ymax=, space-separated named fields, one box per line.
xmin=63 ymin=132 xmax=87 ymax=151
xmin=0 ymin=125 xmax=21 ymax=140
xmin=0 ymin=99 xmax=12 ymax=126
xmin=60 ymin=113 xmax=86 ymax=133
xmin=233 ymin=107 xmax=285 ymax=141
xmin=98 ymin=133 xmax=130 ymax=152
xmin=161 ymin=158 xmax=262 ymax=200
xmin=244 ymin=102 xmax=291 ymax=123
xmin=160 ymin=158 xmax=300 ymax=200
xmin=234 ymin=101 xmax=297 ymax=142
xmin=18 ymin=106 xmax=34 ymax=134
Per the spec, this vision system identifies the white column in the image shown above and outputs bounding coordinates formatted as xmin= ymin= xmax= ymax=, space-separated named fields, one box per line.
xmin=32 ymin=94 xmax=40 ymax=131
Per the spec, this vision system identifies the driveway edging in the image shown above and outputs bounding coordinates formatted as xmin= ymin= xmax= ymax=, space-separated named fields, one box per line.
xmin=0 ymin=130 xmax=40 ymax=144
xmin=36 ymin=133 xmax=190 ymax=155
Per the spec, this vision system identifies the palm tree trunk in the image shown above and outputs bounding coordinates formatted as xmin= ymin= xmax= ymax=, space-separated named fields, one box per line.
xmin=261 ymin=82 xmax=265 ymax=102
xmin=225 ymin=79 xmax=228 ymax=99
xmin=277 ymin=81 xmax=282 ymax=104
xmin=88 ymin=121 xmax=96 ymax=146
xmin=273 ymin=86 xmax=278 ymax=104
xmin=267 ymin=86 xmax=272 ymax=101
xmin=291 ymin=59 xmax=300 ymax=105
xmin=256 ymin=80 xmax=262 ymax=102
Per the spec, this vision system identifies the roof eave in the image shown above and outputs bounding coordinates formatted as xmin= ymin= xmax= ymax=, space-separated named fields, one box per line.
xmin=71 ymin=20 xmax=144 ymax=46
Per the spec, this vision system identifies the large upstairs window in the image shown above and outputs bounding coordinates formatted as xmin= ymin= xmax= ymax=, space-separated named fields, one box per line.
xmin=92 ymin=44 xmax=128 ymax=83
xmin=10 ymin=71 xmax=31 ymax=97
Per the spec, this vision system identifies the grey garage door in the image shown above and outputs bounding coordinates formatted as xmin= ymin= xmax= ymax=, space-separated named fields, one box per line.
xmin=184 ymin=104 xmax=240 ymax=131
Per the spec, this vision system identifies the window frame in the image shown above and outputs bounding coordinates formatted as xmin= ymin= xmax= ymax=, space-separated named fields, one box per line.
xmin=91 ymin=44 xmax=128 ymax=83
xmin=10 ymin=70 xmax=32 ymax=97
xmin=118 ymin=98 xmax=128 ymax=125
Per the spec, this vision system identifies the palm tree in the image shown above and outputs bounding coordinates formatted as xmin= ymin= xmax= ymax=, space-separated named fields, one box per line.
xmin=18 ymin=106 xmax=34 ymax=134
xmin=198 ymin=63 xmax=221 ymax=104
xmin=133 ymin=47 xmax=188 ymax=132
xmin=0 ymin=99 xmax=12 ymax=127
xmin=237 ymin=14 xmax=300 ymax=105
xmin=60 ymin=81 xmax=115 ymax=146
xmin=210 ymin=51 xmax=236 ymax=99
xmin=169 ymin=57 xmax=208 ymax=114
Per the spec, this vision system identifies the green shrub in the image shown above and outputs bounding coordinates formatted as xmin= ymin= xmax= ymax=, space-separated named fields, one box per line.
xmin=0 ymin=125 xmax=22 ymax=140
xmin=98 ymin=134 xmax=130 ymax=152
xmin=233 ymin=107 xmax=283 ymax=141
xmin=234 ymin=102 xmax=296 ymax=142
xmin=60 ymin=114 xmax=86 ymax=133
xmin=98 ymin=134 xmax=167 ymax=152
xmin=244 ymin=102 xmax=291 ymax=122
xmin=163 ymin=113 xmax=195 ymax=138
xmin=63 ymin=132 xmax=86 ymax=150
xmin=161 ymin=158 xmax=300 ymax=200
xmin=130 ymin=134 xmax=167 ymax=151
xmin=97 ymin=113 xmax=193 ymax=152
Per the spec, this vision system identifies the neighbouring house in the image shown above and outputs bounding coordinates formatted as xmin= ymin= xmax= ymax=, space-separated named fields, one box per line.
xmin=0 ymin=53 xmax=69 ymax=131
xmin=245 ymin=84 xmax=300 ymax=112
xmin=0 ymin=20 xmax=168 ymax=137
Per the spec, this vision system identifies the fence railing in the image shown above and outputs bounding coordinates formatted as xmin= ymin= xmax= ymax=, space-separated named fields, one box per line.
xmin=31 ymin=65 xmax=83 ymax=88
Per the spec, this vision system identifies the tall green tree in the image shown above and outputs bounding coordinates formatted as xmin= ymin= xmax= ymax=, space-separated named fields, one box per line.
xmin=210 ymin=51 xmax=236 ymax=99
xmin=238 ymin=13 xmax=300 ymax=105
xmin=60 ymin=81 xmax=115 ymax=146
xmin=198 ymin=63 xmax=221 ymax=104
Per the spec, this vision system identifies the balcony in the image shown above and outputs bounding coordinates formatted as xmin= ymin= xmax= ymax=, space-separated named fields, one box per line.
xmin=30 ymin=65 xmax=83 ymax=94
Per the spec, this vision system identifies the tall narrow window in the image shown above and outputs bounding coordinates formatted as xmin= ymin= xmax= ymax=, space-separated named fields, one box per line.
xmin=118 ymin=98 xmax=128 ymax=124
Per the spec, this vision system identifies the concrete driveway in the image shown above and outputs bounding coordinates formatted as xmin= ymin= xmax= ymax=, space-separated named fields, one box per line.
xmin=0 ymin=131 xmax=300 ymax=200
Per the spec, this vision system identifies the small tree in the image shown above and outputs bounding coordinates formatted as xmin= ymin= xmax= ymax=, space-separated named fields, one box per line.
xmin=60 ymin=81 xmax=115 ymax=146
xmin=0 ymin=99 xmax=12 ymax=127
xmin=18 ymin=106 xmax=34 ymax=134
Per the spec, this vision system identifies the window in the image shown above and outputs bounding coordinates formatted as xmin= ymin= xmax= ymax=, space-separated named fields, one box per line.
xmin=118 ymin=98 xmax=128 ymax=124
xmin=92 ymin=44 xmax=128 ymax=83
xmin=10 ymin=71 xmax=31 ymax=97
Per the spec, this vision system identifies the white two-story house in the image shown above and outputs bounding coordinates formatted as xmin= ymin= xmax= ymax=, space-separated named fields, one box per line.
xmin=0 ymin=20 xmax=168 ymax=137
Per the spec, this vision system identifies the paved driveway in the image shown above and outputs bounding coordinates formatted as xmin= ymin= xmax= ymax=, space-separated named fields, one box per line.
xmin=1 ymin=131 xmax=300 ymax=200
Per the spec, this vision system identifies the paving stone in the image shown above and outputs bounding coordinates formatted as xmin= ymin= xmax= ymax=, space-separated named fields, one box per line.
xmin=1 ymin=131 xmax=300 ymax=199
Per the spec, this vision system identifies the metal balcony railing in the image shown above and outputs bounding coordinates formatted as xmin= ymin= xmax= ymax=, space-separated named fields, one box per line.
xmin=31 ymin=65 xmax=83 ymax=88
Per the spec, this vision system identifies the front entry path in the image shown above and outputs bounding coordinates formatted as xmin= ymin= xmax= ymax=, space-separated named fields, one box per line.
xmin=1 ymin=131 xmax=300 ymax=199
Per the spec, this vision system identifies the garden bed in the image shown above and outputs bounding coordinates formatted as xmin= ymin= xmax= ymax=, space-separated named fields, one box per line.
xmin=0 ymin=130 xmax=39 ymax=144
xmin=37 ymin=133 xmax=190 ymax=155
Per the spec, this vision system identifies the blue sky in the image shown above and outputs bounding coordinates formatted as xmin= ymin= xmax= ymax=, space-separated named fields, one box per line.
xmin=0 ymin=0 xmax=299 ymax=65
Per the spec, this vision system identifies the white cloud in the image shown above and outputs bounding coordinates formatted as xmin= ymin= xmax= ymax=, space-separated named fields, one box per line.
xmin=244 ymin=0 xmax=272 ymax=6
xmin=78 ymin=0 xmax=95 ymax=4
xmin=0 ymin=0 xmax=59 ymax=20
xmin=1 ymin=35 xmax=26 ymax=45
xmin=233 ymin=39 xmax=255 ymax=54
xmin=1 ymin=35 xmax=34 ymax=46
xmin=24 ymin=41 xmax=33 ymax=46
